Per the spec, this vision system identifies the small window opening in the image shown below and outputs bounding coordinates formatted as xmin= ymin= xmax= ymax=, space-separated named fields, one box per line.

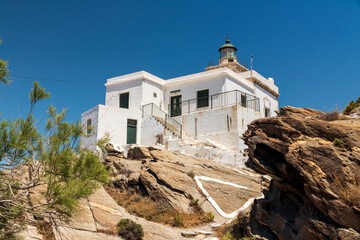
xmin=265 ymin=107 xmax=270 ymax=117
xmin=153 ymin=92 xmax=157 ymax=98
xmin=86 ymin=118 xmax=92 ymax=134
xmin=120 ymin=92 xmax=129 ymax=109
xmin=127 ymin=119 xmax=137 ymax=126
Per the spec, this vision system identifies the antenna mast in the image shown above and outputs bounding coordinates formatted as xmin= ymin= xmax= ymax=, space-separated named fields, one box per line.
xmin=250 ymin=55 xmax=253 ymax=71
xmin=250 ymin=55 xmax=253 ymax=76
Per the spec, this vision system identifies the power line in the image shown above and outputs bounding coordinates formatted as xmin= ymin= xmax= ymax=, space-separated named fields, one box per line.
xmin=10 ymin=75 xmax=104 ymax=84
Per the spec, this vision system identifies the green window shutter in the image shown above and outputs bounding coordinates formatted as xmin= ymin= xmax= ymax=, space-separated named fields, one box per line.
xmin=120 ymin=92 xmax=129 ymax=109
xmin=197 ymin=89 xmax=209 ymax=108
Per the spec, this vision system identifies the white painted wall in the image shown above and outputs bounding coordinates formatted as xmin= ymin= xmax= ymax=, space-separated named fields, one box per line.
xmin=105 ymin=79 xmax=143 ymax=111
xmin=140 ymin=116 xmax=177 ymax=146
xmin=142 ymin=80 xmax=163 ymax=109
xmin=237 ymin=105 xmax=262 ymax=150
xmin=224 ymin=76 xmax=254 ymax=95
xmin=81 ymin=104 xmax=142 ymax=147
xmin=238 ymin=70 xmax=279 ymax=94
xmin=80 ymin=105 xmax=100 ymax=151
xmin=254 ymin=85 xmax=278 ymax=118
xmin=97 ymin=105 xmax=142 ymax=145
xmin=174 ymin=104 xmax=262 ymax=152
xmin=163 ymin=76 xmax=225 ymax=114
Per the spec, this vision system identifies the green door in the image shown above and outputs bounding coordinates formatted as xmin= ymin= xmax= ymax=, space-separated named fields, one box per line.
xmin=170 ymin=95 xmax=182 ymax=117
xmin=126 ymin=119 xmax=137 ymax=144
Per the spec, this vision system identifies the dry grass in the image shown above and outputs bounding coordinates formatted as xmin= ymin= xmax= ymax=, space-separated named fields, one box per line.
xmin=215 ymin=213 xmax=253 ymax=240
xmin=36 ymin=220 xmax=55 ymax=240
xmin=317 ymin=111 xmax=341 ymax=121
xmin=104 ymin=186 xmax=206 ymax=228
xmin=97 ymin=227 xmax=119 ymax=236
xmin=333 ymin=173 xmax=360 ymax=206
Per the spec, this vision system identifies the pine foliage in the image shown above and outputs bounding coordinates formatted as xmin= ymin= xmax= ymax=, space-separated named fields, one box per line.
xmin=343 ymin=97 xmax=360 ymax=115
xmin=0 ymin=81 xmax=109 ymax=239
xmin=0 ymin=40 xmax=10 ymax=85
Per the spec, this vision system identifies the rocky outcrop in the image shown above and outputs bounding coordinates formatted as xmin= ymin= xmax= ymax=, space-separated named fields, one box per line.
xmin=54 ymin=186 xmax=182 ymax=240
xmin=243 ymin=106 xmax=360 ymax=240
xmin=350 ymin=107 xmax=360 ymax=118
xmin=19 ymin=144 xmax=266 ymax=240
xmin=37 ymin=146 xmax=264 ymax=240
xmin=104 ymin=146 xmax=265 ymax=222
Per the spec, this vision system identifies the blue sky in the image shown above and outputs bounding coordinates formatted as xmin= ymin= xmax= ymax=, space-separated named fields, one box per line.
xmin=1 ymin=0 xmax=360 ymax=123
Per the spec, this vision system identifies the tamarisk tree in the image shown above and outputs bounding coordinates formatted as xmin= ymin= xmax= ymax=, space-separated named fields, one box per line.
xmin=0 ymin=39 xmax=9 ymax=85
xmin=0 ymin=81 xmax=109 ymax=239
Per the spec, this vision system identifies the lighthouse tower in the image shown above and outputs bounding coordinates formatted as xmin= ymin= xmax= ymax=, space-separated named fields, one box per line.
xmin=205 ymin=37 xmax=248 ymax=73
xmin=219 ymin=37 xmax=238 ymax=64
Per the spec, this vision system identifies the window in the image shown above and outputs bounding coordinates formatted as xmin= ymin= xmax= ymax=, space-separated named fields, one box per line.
xmin=197 ymin=89 xmax=209 ymax=108
xmin=265 ymin=107 xmax=270 ymax=117
xmin=153 ymin=92 xmax=157 ymax=98
xmin=264 ymin=98 xmax=271 ymax=117
xmin=119 ymin=92 xmax=129 ymax=109
xmin=241 ymin=93 xmax=247 ymax=107
xmin=86 ymin=118 xmax=91 ymax=134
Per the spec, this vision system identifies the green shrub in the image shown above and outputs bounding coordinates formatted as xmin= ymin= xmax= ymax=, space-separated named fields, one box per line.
xmin=333 ymin=138 xmax=345 ymax=148
xmin=173 ymin=214 xmax=184 ymax=227
xmin=201 ymin=211 xmax=215 ymax=222
xmin=117 ymin=219 xmax=144 ymax=240
xmin=343 ymin=97 xmax=360 ymax=115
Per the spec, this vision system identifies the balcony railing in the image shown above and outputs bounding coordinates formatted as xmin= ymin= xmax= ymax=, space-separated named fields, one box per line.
xmin=169 ymin=90 xmax=260 ymax=117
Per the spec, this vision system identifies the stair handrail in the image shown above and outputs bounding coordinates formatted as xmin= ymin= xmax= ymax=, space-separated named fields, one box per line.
xmin=142 ymin=103 xmax=182 ymax=138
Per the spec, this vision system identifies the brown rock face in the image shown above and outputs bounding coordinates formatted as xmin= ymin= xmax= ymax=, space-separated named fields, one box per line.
xmin=243 ymin=106 xmax=360 ymax=240
xmin=103 ymin=146 xmax=264 ymax=223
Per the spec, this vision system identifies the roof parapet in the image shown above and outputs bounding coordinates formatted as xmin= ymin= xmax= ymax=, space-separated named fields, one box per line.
xmin=238 ymin=71 xmax=279 ymax=97
xmin=105 ymin=71 xmax=165 ymax=87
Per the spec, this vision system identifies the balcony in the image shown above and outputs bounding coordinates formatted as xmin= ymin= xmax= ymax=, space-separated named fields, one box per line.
xmin=169 ymin=90 xmax=260 ymax=117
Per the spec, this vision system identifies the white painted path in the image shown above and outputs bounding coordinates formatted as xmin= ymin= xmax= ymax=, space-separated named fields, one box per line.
xmin=194 ymin=176 xmax=261 ymax=219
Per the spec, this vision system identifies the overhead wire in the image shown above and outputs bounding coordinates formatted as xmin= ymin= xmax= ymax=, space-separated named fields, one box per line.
xmin=10 ymin=75 xmax=104 ymax=84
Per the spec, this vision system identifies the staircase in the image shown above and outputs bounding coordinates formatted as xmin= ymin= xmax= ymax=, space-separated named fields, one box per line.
xmin=142 ymin=103 xmax=182 ymax=138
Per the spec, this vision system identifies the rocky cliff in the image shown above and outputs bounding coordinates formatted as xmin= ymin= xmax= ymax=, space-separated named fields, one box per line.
xmin=243 ymin=107 xmax=360 ymax=240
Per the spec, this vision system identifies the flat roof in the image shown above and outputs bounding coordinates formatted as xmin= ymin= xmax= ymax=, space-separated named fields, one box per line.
xmin=105 ymin=68 xmax=279 ymax=96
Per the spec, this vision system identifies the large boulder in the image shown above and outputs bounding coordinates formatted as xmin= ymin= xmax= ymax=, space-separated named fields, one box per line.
xmin=243 ymin=106 xmax=360 ymax=239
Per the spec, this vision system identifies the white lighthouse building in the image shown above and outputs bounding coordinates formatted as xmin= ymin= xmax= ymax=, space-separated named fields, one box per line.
xmin=81 ymin=38 xmax=279 ymax=158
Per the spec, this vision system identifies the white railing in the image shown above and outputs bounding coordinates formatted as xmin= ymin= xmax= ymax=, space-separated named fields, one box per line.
xmin=142 ymin=103 xmax=182 ymax=138
xmin=169 ymin=90 xmax=260 ymax=117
